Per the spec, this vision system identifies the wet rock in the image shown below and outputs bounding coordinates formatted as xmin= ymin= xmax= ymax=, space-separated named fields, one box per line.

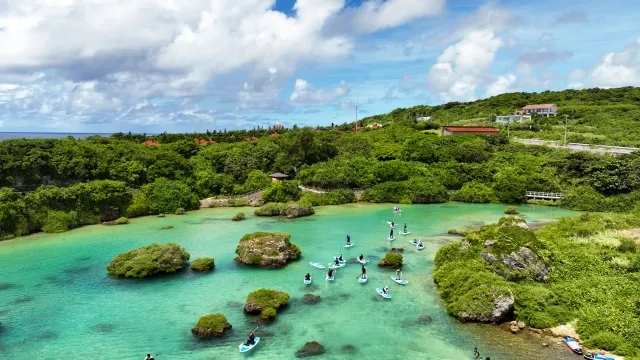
xmin=301 ymin=294 xmax=321 ymax=305
xmin=0 ymin=283 xmax=16 ymax=291
xmin=91 ymin=323 xmax=114 ymax=333
xmin=510 ymin=323 xmax=521 ymax=334
xmin=518 ymin=321 xmax=526 ymax=329
xmin=417 ymin=315 xmax=433 ymax=324
xmin=160 ymin=225 xmax=174 ymax=230
xmin=341 ymin=344 xmax=357 ymax=355
xmin=295 ymin=341 xmax=326 ymax=357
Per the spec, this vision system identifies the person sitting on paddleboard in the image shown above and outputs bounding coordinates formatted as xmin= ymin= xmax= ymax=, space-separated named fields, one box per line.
xmin=418 ymin=239 xmax=423 ymax=246
xmin=334 ymin=257 xmax=340 ymax=266
xmin=359 ymin=254 xmax=364 ymax=261
xmin=338 ymin=254 xmax=344 ymax=262
xmin=246 ymin=331 xmax=256 ymax=346
xmin=473 ymin=346 xmax=479 ymax=358
xmin=382 ymin=286 xmax=389 ymax=294
xmin=346 ymin=234 xmax=351 ymax=245
xmin=328 ymin=269 xmax=334 ymax=278
xmin=391 ymin=220 xmax=395 ymax=227
xmin=395 ymin=268 xmax=401 ymax=280
xmin=305 ymin=273 xmax=311 ymax=281
xmin=145 ymin=354 xmax=155 ymax=360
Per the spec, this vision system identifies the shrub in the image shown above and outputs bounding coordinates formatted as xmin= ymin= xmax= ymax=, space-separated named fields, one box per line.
xmin=261 ymin=307 xmax=277 ymax=320
xmin=301 ymin=189 xmax=358 ymax=206
xmin=114 ymin=217 xmax=129 ymax=225
xmin=232 ymin=212 xmax=246 ymax=221
xmin=125 ymin=191 xmax=151 ymax=218
xmin=378 ymin=252 xmax=403 ymax=267
xmin=245 ymin=289 xmax=290 ymax=319
xmin=42 ymin=211 xmax=78 ymax=233
xmin=191 ymin=313 xmax=231 ymax=338
xmin=451 ymin=181 xmax=497 ymax=203
xmin=262 ymin=180 xmax=301 ymax=203
xmin=175 ymin=208 xmax=186 ymax=215
xmin=242 ymin=170 xmax=272 ymax=193
xmin=142 ymin=178 xmax=199 ymax=214
xmin=504 ymin=206 xmax=519 ymax=215
xmin=586 ymin=331 xmax=625 ymax=352
xmin=254 ymin=201 xmax=314 ymax=218
xmin=227 ymin=199 xmax=249 ymax=207
xmin=106 ymin=243 xmax=190 ymax=278
xmin=254 ymin=202 xmax=284 ymax=216
xmin=191 ymin=257 xmax=215 ymax=272
xmin=618 ymin=237 xmax=637 ymax=253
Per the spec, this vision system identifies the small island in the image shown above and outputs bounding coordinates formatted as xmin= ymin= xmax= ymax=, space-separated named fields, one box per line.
xmin=232 ymin=212 xmax=246 ymax=221
xmin=234 ymin=232 xmax=301 ymax=268
xmin=244 ymin=288 xmax=290 ymax=319
xmin=378 ymin=252 xmax=403 ymax=267
xmin=254 ymin=200 xmax=315 ymax=218
xmin=191 ymin=313 xmax=232 ymax=338
xmin=191 ymin=257 xmax=215 ymax=272
xmin=106 ymin=243 xmax=190 ymax=278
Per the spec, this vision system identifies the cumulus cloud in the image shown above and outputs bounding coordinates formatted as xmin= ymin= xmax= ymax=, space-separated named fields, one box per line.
xmin=572 ymin=38 xmax=640 ymax=88
xmin=350 ymin=0 xmax=445 ymax=34
xmin=428 ymin=29 xmax=503 ymax=100
xmin=289 ymin=79 xmax=350 ymax=105
xmin=485 ymin=74 xmax=517 ymax=97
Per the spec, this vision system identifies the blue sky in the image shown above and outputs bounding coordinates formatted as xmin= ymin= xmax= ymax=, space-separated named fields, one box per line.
xmin=0 ymin=0 xmax=639 ymax=133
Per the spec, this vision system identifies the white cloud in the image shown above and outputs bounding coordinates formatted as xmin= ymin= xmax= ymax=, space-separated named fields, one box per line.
xmin=485 ymin=74 xmax=516 ymax=97
xmin=351 ymin=0 xmax=445 ymax=34
xmin=289 ymin=79 xmax=350 ymax=105
xmin=428 ymin=29 xmax=503 ymax=100
xmin=568 ymin=38 xmax=640 ymax=89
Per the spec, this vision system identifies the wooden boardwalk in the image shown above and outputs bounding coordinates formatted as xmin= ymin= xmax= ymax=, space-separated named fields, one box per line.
xmin=526 ymin=191 xmax=565 ymax=200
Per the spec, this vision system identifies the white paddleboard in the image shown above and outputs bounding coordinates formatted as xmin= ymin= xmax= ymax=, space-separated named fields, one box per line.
xmin=328 ymin=262 xmax=345 ymax=269
xmin=391 ymin=276 xmax=408 ymax=285
xmin=359 ymin=275 xmax=368 ymax=283
xmin=239 ymin=337 xmax=260 ymax=353
xmin=333 ymin=256 xmax=346 ymax=264
xmin=417 ymin=244 xmax=424 ymax=250
xmin=399 ymin=231 xmax=411 ymax=235
xmin=376 ymin=288 xmax=391 ymax=299
xmin=326 ymin=275 xmax=335 ymax=281
xmin=304 ymin=278 xmax=312 ymax=285
xmin=388 ymin=237 xmax=396 ymax=241
xmin=356 ymin=257 xmax=368 ymax=264
xmin=344 ymin=243 xmax=355 ymax=248
xmin=310 ymin=262 xmax=325 ymax=269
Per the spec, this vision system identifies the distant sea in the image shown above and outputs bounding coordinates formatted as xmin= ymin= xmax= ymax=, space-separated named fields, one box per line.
xmin=0 ymin=132 xmax=113 ymax=140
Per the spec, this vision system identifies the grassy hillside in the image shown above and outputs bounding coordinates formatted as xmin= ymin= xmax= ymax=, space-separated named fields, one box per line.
xmin=361 ymin=86 xmax=640 ymax=147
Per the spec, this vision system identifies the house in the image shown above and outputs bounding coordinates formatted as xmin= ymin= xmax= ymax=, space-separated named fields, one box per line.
xmin=416 ymin=116 xmax=431 ymax=122
xmin=269 ymin=172 xmax=289 ymax=182
xmin=521 ymin=104 xmax=558 ymax=117
xmin=441 ymin=126 xmax=500 ymax=136
xmin=496 ymin=114 xmax=532 ymax=124
xmin=273 ymin=123 xmax=284 ymax=130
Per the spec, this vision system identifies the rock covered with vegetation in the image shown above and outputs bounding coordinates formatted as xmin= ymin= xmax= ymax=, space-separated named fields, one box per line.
xmin=191 ymin=313 xmax=232 ymax=338
xmin=504 ymin=206 xmax=519 ymax=215
xmin=244 ymin=288 xmax=290 ymax=319
xmin=191 ymin=257 xmax=215 ymax=272
xmin=103 ymin=217 xmax=129 ymax=226
xmin=378 ymin=252 xmax=403 ymax=267
xmin=295 ymin=341 xmax=326 ymax=357
xmin=254 ymin=200 xmax=315 ymax=218
xmin=106 ymin=243 xmax=190 ymax=278
xmin=234 ymin=232 xmax=301 ymax=268
xmin=232 ymin=212 xmax=245 ymax=221
xmin=434 ymin=212 xmax=640 ymax=357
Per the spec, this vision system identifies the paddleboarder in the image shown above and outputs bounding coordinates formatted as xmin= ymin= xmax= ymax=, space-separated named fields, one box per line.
xmin=334 ymin=257 xmax=340 ymax=266
xmin=389 ymin=228 xmax=394 ymax=239
xmin=474 ymin=346 xmax=480 ymax=358
xmin=327 ymin=268 xmax=334 ymax=279
xmin=346 ymin=234 xmax=351 ymax=245
xmin=403 ymin=223 xmax=407 ymax=233
xmin=144 ymin=354 xmax=155 ymax=360
xmin=245 ymin=330 xmax=256 ymax=346
xmin=395 ymin=268 xmax=401 ymax=280
xmin=382 ymin=286 xmax=389 ymax=295
xmin=304 ymin=273 xmax=311 ymax=281
xmin=358 ymin=254 xmax=364 ymax=262
xmin=361 ymin=265 xmax=367 ymax=279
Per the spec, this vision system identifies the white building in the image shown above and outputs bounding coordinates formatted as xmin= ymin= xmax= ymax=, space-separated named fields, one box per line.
xmin=521 ymin=104 xmax=558 ymax=117
xmin=416 ymin=116 xmax=431 ymax=122
xmin=496 ymin=114 xmax=532 ymax=124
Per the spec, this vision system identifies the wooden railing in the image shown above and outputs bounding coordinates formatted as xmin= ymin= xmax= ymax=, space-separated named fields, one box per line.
xmin=526 ymin=191 xmax=565 ymax=200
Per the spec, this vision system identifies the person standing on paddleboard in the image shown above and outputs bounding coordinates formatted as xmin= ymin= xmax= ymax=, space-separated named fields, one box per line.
xmin=328 ymin=268 xmax=334 ymax=279
xmin=361 ymin=265 xmax=367 ymax=279
xmin=389 ymin=228 xmax=394 ymax=239
xmin=346 ymin=234 xmax=351 ymax=245
xmin=403 ymin=223 xmax=407 ymax=233
xmin=395 ymin=268 xmax=401 ymax=280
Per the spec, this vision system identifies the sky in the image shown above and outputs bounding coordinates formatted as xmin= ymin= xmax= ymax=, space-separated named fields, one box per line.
xmin=0 ymin=0 xmax=639 ymax=133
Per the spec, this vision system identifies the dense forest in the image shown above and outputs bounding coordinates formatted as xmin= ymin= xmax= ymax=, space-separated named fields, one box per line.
xmin=2 ymin=86 xmax=640 ymax=240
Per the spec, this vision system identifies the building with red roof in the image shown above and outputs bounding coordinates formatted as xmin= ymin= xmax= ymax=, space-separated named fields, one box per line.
xmin=441 ymin=126 xmax=500 ymax=136
xmin=521 ymin=103 xmax=558 ymax=117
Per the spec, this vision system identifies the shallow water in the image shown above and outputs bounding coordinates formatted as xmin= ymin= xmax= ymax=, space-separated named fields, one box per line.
xmin=0 ymin=203 xmax=580 ymax=360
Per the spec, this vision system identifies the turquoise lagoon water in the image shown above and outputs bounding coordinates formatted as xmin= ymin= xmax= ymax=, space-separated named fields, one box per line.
xmin=0 ymin=203 xmax=580 ymax=360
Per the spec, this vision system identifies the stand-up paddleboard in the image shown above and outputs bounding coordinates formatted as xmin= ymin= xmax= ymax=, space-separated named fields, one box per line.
xmin=356 ymin=257 xmax=368 ymax=264
xmin=239 ymin=337 xmax=260 ymax=353
xmin=333 ymin=256 xmax=346 ymax=264
xmin=328 ymin=262 xmax=345 ymax=269
xmin=399 ymin=231 xmax=411 ymax=235
xmin=310 ymin=262 xmax=325 ymax=269
xmin=359 ymin=275 xmax=368 ymax=283
xmin=391 ymin=276 xmax=408 ymax=285
xmin=344 ymin=243 xmax=355 ymax=248
xmin=388 ymin=237 xmax=396 ymax=241
xmin=409 ymin=239 xmax=418 ymax=245
xmin=326 ymin=274 xmax=335 ymax=281
xmin=304 ymin=278 xmax=312 ymax=285
xmin=376 ymin=288 xmax=391 ymax=299
xmin=417 ymin=244 xmax=424 ymax=250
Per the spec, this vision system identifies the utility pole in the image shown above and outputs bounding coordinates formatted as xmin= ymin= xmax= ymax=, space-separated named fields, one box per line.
xmin=356 ymin=97 xmax=358 ymax=128
xmin=563 ymin=114 xmax=568 ymax=146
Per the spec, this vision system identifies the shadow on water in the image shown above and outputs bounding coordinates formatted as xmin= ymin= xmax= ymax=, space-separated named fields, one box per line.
xmin=90 ymin=323 xmax=115 ymax=334
xmin=37 ymin=331 xmax=58 ymax=340
xmin=0 ymin=283 xmax=18 ymax=291
xmin=341 ymin=344 xmax=358 ymax=355
xmin=12 ymin=296 xmax=34 ymax=304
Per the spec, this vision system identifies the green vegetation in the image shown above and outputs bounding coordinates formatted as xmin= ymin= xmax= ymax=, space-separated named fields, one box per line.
xmin=191 ymin=257 xmax=215 ymax=272
xmin=227 ymin=199 xmax=249 ymax=207
xmin=232 ymin=212 xmax=246 ymax=221
xmin=234 ymin=232 xmax=301 ymax=268
xmin=378 ymin=252 xmax=403 ymax=267
xmin=3 ymin=87 xmax=640 ymax=240
xmin=434 ymin=213 xmax=640 ymax=357
xmin=114 ymin=217 xmax=129 ymax=225
xmin=504 ymin=206 xmax=519 ymax=215
xmin=244 ymin=288 xmax=290 ymax=319
xmin=191 ymin=313 xmax=231 ymax=338
xmin=254 ymin=200 xmax=315 ymax=218
xmin=106 ymin=243 xmax=190 ymax=278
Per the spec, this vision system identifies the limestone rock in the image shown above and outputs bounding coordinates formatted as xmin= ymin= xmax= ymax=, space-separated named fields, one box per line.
xmin=295 ymin=341 xmax=326 ymax=358
xmin=234 ymin=232 xmax=301 ymax=269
